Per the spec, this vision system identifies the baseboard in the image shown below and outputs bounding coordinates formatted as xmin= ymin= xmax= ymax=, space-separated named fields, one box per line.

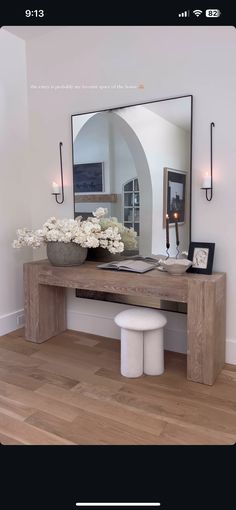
xmin=67 ymin=309 xmax=236 ymax=364
xmin=67 ymin=309 xmax=122 ymax=340
xmin=225 ymin=339 xmax=236 ymax=365
xmin=164 ymin=327 xmax=187 ymax=354
xmin=0 ymin=309 xmax=25 ymax=336
xmin=67 ymin=309 xmax=187 ymax=354
xmin=1 ymin=307 xmax=235 ymax=364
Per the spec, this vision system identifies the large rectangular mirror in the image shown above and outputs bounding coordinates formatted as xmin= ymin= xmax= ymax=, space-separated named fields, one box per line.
xmin=72 ymin=95 xmax=192 ymax=259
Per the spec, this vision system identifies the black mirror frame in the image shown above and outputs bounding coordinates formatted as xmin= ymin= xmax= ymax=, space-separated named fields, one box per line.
xmin=71 ymin=94 xmax=193 ymax=245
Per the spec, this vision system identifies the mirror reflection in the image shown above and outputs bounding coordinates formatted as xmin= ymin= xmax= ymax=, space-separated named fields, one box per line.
xmin=72 ymin=96 xmax=192 ymax=257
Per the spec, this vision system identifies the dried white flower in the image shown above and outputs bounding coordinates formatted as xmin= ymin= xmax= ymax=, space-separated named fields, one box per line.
xmin=92 ymin=207 xmax=108 ymax=219
xmin=12 ymin=208 xmax=135 ymax=255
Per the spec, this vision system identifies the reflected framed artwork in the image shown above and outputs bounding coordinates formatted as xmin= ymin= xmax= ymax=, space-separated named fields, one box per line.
xmin=73 ymin=162 xmax=104 ymax=193
xmin=187 ymin=242 xmax=215 ymax=274
xmin=163 ymin=167 xmax=187 ymax=226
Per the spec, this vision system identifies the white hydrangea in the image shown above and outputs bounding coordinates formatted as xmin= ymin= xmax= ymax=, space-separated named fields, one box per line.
xmin=92 ymin=207 xmax=108 ymax=219
xmin=12 ymin=228 xmax=44 ymax=249
xmin=99 ymin=217 xmax=137 ymax=250
xmin=12 ymin=207 xmax=133 ymax=254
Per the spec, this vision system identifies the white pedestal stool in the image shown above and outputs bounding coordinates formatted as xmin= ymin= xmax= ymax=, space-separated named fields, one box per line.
xmin=114 ymin=308 xmax=167 ymax=378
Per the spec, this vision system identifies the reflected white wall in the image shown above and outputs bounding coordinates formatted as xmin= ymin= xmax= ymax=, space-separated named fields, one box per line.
xmin=117 ymin=105 xmax=190 ymax=256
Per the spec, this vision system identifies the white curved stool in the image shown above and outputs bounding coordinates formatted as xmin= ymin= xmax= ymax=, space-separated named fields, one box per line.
xmin=114 ymin=308 xmax=167 ymax=378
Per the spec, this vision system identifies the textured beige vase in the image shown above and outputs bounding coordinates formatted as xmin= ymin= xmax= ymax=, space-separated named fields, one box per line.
xmin=46 ymin=242 xmax=88 ymax=266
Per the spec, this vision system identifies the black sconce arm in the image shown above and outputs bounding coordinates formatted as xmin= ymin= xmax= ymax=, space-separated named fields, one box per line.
xmin=52 ymin=142 xmax=65 ymax=204
xmin=201 ymin=122 xmax=215 ymax=201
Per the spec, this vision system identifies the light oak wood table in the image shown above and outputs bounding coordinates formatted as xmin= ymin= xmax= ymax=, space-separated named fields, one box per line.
xmin=23 ymin=260 xmax=226 ymax=385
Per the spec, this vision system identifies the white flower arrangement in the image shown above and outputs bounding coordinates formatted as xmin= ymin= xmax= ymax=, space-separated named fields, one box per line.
xmin=99 ymin=216 xmax=137 ymax=251
xmin=12 ymin=207 xmax=137 ymax=255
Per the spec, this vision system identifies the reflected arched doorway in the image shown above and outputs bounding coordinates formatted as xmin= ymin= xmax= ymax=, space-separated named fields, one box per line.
xmin=73 ymin=110 xmax=152 ymax=255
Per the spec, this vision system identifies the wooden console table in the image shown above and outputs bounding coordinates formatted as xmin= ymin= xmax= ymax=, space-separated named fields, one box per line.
xmin=23 ymin=260 xmax=226 ymax=385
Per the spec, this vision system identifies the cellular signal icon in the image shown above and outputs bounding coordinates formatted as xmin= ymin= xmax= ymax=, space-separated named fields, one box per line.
xmin=178 ymin=10 xmax=190 ymax=17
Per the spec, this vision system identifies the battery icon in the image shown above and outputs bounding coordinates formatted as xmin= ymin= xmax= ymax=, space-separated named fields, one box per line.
xmin=205 ymin=9 xmax=221 ymax=17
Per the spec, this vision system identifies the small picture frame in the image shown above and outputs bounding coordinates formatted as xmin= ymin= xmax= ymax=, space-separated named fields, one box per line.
xmin=187 ymin=242 xmax=215 ymax=274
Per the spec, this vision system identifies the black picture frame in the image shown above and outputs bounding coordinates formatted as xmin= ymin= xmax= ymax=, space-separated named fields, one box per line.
xmin=187 ymin=242 xmax=215 ymax=274
xmin=163 ymin=167 xmax=187 ymax=226
xmin=73 ymin=162 xmax=104 ymax=193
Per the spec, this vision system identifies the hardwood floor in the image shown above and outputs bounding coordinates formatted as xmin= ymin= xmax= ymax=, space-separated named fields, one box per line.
xmin=0 ymin=328 xmax=235 ymax=445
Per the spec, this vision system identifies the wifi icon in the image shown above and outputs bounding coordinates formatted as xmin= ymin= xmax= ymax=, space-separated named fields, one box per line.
xmin=193 ymin=9 xmax=203 ymax=16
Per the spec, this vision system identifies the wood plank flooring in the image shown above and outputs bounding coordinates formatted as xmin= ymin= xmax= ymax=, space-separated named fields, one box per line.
xmin=0 ymin=328 xmax=235 ymax=445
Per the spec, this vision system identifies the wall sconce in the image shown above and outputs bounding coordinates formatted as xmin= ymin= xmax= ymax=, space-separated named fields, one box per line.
xmin=51 ymin=142 xmax=64 ymax=204
xmin=201 ymin=122 xmax=215 ymax=201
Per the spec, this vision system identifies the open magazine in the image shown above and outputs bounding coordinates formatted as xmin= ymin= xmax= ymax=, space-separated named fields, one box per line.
xmin=97 ymin=257 xmax=160 ymax=273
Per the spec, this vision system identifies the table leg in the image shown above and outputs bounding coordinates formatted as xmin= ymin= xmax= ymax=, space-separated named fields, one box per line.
xmin=187 ymin=275 xmax=226 ymax=385
xmin=24 ymin=263 xmax=66 ymax=343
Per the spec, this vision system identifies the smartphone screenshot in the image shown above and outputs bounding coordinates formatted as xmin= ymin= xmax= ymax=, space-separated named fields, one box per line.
xmin=0 ymin=5 xmax=235 ymax=509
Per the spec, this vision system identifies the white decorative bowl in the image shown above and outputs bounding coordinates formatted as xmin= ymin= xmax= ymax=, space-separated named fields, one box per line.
xmin=159 ymin=258 xmax=192 ymax=275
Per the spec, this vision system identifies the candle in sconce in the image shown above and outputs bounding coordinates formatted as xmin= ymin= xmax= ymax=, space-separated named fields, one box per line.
xmin=166 ymin=214 xmax=170 ymax=248
xmin=201 ymin=173 xmax=211 ymax=189
xmin=173 ymin=212 xmax=179 ymax=246
xmin=52 ymin=181 xmax=60 ymax=195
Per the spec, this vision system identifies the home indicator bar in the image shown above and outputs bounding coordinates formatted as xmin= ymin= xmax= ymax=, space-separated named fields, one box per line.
xmin=75 ymin=504 xmax=161 ymax=507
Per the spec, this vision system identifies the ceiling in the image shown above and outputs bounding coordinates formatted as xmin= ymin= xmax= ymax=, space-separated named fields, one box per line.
xmin=3 ymin=26 xmax=61 ymax=40
xmin=144 ymin=98 xmax=191 ymax=132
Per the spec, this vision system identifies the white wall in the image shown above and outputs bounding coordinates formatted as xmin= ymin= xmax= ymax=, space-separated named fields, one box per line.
xmin=73 ymin=114 xmax=109 ymax=167
xmin=73 ymin=112 xmax=112 ymax=216
xmin=0 ymin=30 xmax=33 ymax=335
xmin=112 ymin=117 xmax=138 ymax=222
xmin=73 ymin=111 xmax=138 ymax=220
xmin=3 ymin=26 xmax=236 ymax=363
xmin=108 ymin=111 xmax=153 ymax=255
